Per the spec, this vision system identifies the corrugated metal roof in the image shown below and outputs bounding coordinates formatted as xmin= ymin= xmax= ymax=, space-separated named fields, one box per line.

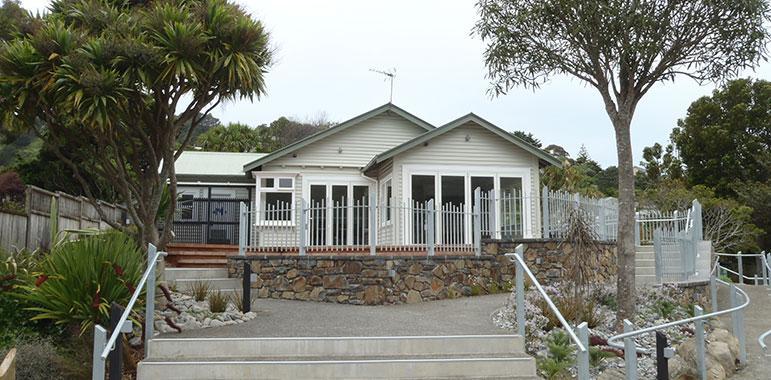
xmin=175 ymin=151 xmax=266 ymax=176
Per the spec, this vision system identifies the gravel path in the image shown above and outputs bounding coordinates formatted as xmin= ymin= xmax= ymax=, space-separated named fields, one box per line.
xmin=718 ymin=284 xmax=771 ymax=379
xmin=163 ymin=294 xmax=512 ymax=338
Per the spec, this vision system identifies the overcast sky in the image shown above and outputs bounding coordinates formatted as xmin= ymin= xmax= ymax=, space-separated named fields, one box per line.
xmin=19 ymin=0 xmax=771 ymax=167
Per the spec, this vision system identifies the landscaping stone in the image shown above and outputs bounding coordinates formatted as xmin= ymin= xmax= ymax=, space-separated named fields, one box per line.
xmin=153 ymin=292 xmax=257 ymax=335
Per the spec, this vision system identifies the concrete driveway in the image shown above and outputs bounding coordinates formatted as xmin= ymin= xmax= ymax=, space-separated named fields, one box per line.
xmin=165 ymin=294 xmax=511 ymax=338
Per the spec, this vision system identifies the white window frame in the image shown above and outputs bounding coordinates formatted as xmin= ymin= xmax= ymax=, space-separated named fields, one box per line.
xmin=254 ymin=174 xmax=296 ymax=226
xmin=380 ymin=176 xmax=393 ymax=226
xmin=402 ymin=164 xmax=534 ymax=240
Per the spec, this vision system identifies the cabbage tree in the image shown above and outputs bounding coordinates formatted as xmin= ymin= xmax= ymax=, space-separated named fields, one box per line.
xmin=475 ymin=0 xmax=770 ymax=324
xmin=0 ymin=0 xmax=271 ymax=247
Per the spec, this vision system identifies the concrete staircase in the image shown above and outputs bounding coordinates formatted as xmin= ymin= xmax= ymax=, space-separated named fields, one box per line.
xmin=165 ymin=267 xmax=240 ymax=294
xmin=636 ymin=245 xmax=657 ymax=286
xmin=138 ymin=335 xmax=538 ymax=379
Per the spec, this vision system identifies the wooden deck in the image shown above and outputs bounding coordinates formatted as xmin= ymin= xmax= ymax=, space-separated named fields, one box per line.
xmin=166 ymin=243 xmax=476 ymax=268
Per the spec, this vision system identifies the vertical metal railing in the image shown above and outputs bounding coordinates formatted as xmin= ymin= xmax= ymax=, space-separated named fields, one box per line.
xmin=505 ymin=244 xmax=590 ymax=380
xmin=92 ymin=244 xmax=166 ymax=380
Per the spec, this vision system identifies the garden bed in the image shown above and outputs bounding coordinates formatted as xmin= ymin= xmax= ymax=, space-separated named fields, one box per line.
xmin=492 ymin=282 xmax=715 ymax=379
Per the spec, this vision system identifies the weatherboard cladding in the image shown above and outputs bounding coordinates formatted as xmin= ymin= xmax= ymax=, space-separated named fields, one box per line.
xmin=390 ymin=121 xmax=542 ymax=232
xmin=266 ymin=112 xmax=429 ymax=169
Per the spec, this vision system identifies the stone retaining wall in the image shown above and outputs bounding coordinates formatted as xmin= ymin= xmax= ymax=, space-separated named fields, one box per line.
xmin=227 ymin=239 xmax=617 ymax=305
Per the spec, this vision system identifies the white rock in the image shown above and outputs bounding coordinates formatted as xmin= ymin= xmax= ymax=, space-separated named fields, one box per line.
xmin=209 ymin=319 xmax=225 ymax=328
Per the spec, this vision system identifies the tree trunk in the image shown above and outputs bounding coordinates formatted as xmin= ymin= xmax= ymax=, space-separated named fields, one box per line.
xmin=613 ymin=114 xmax=637 ymax=329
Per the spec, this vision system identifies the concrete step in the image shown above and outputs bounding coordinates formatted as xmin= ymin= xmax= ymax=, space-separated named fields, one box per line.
xmin=636 ymin=267 xmax=656 ymax=276
xmin=139 ymin=335 xmax=536 ymax=379
xmin=636 ymin=245 xmax=655 ymax=253
xmin=635 ymin=258 xmax=655 ymax=267
xmin=175 ymin=278 xmax=241 ymax=291
xmin=635 ymin=251 xmax=655 ymax=260
xmin=146 ymin=335 xmax=526 ymax=360
xmin=165 ymin=268 xmax=228 ymax=281
xmin=636 ymin=274 xmax=658 ymax=286
xmin=137 ymin=356 xmax=538 ymax=379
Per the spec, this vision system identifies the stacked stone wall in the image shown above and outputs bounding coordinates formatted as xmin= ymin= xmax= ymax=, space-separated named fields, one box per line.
xmin=227 ymin=239 xmax=617 ymax=305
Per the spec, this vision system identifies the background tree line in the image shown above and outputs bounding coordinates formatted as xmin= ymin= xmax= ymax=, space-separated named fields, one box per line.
xmin=535 ymin=78 xmax=770 ymax=253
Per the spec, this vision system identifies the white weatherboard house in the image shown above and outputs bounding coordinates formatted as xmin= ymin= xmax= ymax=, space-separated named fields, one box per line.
xmin=173 ymin=103 xmax=560 ymax=252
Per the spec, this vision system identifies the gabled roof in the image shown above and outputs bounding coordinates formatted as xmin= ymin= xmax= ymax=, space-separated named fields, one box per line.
xmin=363 ymin=113 xmax=562 ymax=172
xmin=243 ymin=103 xmax=435 ymax=172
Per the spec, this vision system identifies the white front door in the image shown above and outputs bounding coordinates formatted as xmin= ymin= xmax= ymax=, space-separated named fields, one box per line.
xmin=304 ymin=176 xmax=372 ymax=247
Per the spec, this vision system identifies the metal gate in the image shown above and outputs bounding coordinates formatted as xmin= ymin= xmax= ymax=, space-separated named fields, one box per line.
xmin=172 ymin=198 xmax=248 ymax=245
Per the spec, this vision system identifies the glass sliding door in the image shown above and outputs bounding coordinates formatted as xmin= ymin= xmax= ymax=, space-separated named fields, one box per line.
xmin=500 ymin=177 xmax=524 ymax=239
xmin=309 ymin=185 xmax=327 ymax=246
xmin=331 ymin=185 xmax=348 ymax=246
xmin=410 ymin=175 xmax=435 ymax=244
xmin=352 ymin=186 xmax=369 ymax=245
xmin=470 ymin=177 xmax=494 ymax=240
xmin=441 ymin=176 xmax=465 ymax=245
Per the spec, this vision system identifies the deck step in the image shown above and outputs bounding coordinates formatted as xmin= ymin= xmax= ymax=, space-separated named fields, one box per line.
xmin=139 ymin=335 xmax=536 ymax=379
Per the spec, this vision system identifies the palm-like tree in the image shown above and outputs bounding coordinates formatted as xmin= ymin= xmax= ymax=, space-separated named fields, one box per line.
xmin=0 ymin=0 xmax=272 ymax=247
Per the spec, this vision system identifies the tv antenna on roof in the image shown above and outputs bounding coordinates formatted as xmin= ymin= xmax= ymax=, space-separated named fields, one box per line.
xmin=370 ymin=68 xmax=396 ymax=103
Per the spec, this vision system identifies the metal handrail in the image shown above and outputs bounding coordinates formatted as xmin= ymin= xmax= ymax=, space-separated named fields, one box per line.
xmin=504 ymin=248 xmax=586 ymax=352
xmin=607 ymin=271 xmax=750 ymax=353
xmin=758 ymin=252 xmax=771 ymax=352
xmin=99 ymin=246 xmax=166 ymax=359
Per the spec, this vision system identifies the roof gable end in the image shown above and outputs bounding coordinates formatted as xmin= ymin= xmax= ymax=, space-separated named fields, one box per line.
xmin=243 ymin=103 xmax=434 ymax=171
xmin=363 ymin=113 xmax=562 ymax=171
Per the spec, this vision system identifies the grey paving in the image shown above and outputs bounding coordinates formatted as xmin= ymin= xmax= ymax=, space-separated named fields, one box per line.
xmin=163 ymin=294 xmax=511 ymax=338
xmin=718 ymin=284 xmax=771 ymax=379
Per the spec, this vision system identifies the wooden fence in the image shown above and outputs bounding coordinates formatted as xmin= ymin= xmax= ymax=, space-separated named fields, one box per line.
xmin=0 ymin=186 xmax=126 ymax=252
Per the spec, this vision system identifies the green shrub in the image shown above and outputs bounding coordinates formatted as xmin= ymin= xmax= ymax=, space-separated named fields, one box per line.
xmin=209 ymin=290 xmax=228 ymax=313
xmin=21 ymin=231 xmax=145 ymax=334
xmin=538 ymin=330 xmax=575 ymax=379
xmin=0 ymin=248 xmax=63 ymax=349
xmin=589 ymin=346 xmax=616 ymax=367
xmin=654 ymin=300 xmax=676 ymax=319
xmin=719 ymin=274 xmax=732 ymax=283
xmin=190 ymin=280 xmax=211 ymax=302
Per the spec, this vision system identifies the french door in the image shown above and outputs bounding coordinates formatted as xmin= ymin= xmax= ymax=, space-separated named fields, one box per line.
xmin=307 ymin=182 xmax=370 ymax=247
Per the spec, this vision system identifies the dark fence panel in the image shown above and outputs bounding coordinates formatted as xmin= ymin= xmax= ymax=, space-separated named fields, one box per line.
xmin=172 ymin=198 xmax=248 ymax=245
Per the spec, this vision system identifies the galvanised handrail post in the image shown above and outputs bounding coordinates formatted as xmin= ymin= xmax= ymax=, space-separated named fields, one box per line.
xmin=710 ymin=273 xmax=718 ymax=312
xmin=473 ymin=187 xmax=482 ymax=255
xmin=694 ymin=305 xmax=706 ymax=380
xmin=507 ymin=245 xmax=588 ymax=379
xmin=238 ymin=202 xmax=247 ymax=256
xmin=299 ymin=200 xmax=307 ymax=256
xmin=515 ymin=248 xmax=525 ymax=337
xmin=730 ymin=284 xmax=747 ymax=364
xmin=426 ymin=199 xmax=435 ymax=257
xmin=737 ymin=251 xmax=743 ymax=285
xmin=93 ymin=244 xmax=166 ymax=380
xmin=369 ymin=191 xmax=377 ymax=256
xmin=144 ymin=244 xmax=158 ymax=348
xmin=623 ymin=319 xmax=638 ymax=380
xmin=91 ymin=325 xmax=107 ymax=380
xmin=576 ymin=322 xmax=590 ymax=380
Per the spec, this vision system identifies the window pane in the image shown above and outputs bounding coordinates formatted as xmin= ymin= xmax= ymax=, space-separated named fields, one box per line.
xmin=500 ymin=177 xmax=523 ymax=239
xmin=261 ymin=178 xmax=274 ymax=188
xmin=264 ymin=192 xmax=292 ymax=221
xmin=278 ymin=178 xmax=293 ymax=188
xmin=386 ymin=180 xmax=392 ymax=221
